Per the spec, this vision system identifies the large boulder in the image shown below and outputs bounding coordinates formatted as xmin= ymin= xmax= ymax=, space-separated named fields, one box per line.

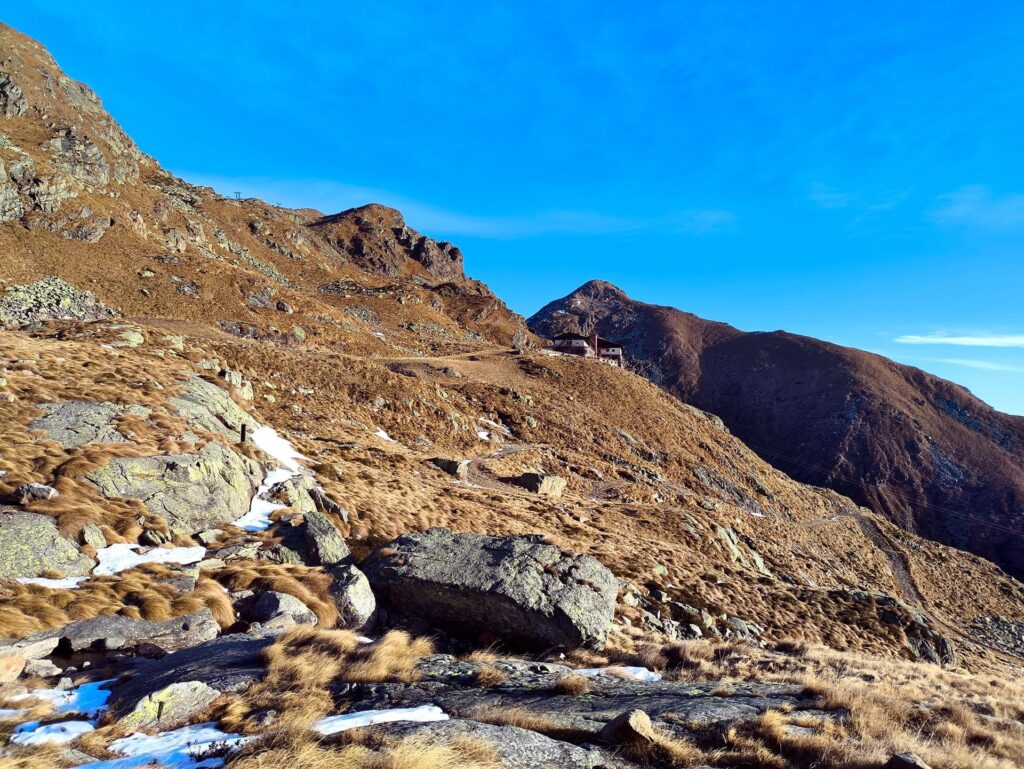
xmin=0 ymin=508 xmax=95 ymax=578
xmin=29 ymin=401 xmax=151 ymax=448
xmin=513 ymin=473 xmax=567 ymax=498
xmin=328 ymin=564 xmax=377 ymax=630
xmin=86 ymin=442 xmax=261 ymax=535
xmin=362 ymin=528 xmax=618 ymax=650
xmin=19 ymin=609 xmax=219 ymax=653
xmin=251 ymin=591 xmax=317 ymax=626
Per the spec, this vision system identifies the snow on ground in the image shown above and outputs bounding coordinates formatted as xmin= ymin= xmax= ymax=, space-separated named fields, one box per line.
xmin=77 ymin=723 xmax=248 ymax=769
xmin=234 ymin=427 xmax=308 ymax=532
xmin=476 ymin=429 xmax=490 ymax=440
xmin=478 ymin=418 xmax=511 ymax=436
xmin=250 ymin=426 xmax=306 ymax=473
xmin=314 ymin=704 xmax=448 ymax=735
xmin=374 ymin=427 xmax=396 ymax=442
xmin=16 ymin=576 xmax=86 ymax=589
xmin=11 ymin=719 xmax=94 ymax=745
xmin=11 ymin=679 xmax=113 ymax=717
xmin=71 ymin=707 xmax=448 ymax=768
xmin=93 ymin=544 xmax=206 ymax=577
xmin=575 ymin=666 xmax=662 ymax=683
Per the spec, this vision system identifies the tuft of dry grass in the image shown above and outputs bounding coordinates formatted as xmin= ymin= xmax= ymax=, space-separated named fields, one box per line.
xmin=473 ymin=666 xmax=509 ymax=688
xmin=217 ymin=627 xmax=434 ymax=733
xmin=215 ymin=562 xmax=338 ymax=627
xmin=550 ymin=673 xmax=591 ymax=696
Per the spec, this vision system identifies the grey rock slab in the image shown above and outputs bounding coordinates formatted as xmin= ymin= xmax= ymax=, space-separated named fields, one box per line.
xmin=29 ymin=401 xmax=151 ymax=448
xmin=22 ymin=609 xmax=219 ymax=653
xmin=86 ymin=441 xmax=261 ymax=535
xmin=168 ymin=376 xmax=257 ymax=441
xmin=373 ymin=719 xmax=612 ymax=769
xmin=111 ymin=632 xmax=275 ymax=717
xmin=0 ymin=508 xmax=95 ymax=578
xmin=362 ymin=528 xmax=617 ymax=650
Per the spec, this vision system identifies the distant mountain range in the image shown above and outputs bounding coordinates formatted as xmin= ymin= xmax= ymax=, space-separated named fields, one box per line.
xmin=530 ymin=280 xmax=1024 ymax=578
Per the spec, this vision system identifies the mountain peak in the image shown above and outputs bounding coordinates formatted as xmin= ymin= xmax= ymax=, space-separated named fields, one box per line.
xmin=572 ymin=279 xmax=630 ymax=300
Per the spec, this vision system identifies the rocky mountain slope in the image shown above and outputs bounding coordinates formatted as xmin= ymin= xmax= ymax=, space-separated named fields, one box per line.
xmin=1 ymin=20 xmax=1023 ymax=769
xmin=530 ymin=280 xmax=1024 ymax=580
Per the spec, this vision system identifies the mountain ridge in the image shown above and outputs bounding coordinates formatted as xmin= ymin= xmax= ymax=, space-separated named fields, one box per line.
xmin=529 ymin=279 xmax=1024 ymax=578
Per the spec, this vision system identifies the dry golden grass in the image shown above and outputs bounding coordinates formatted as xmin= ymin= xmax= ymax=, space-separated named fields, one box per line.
xmin=0 ymin=565 xmax=237 ymax=638
xmin=463 ymin=705 xmax=593 ymax=744
xmin=218 ymin=627 xmax=434 ymax=733
xmin=227 ymin=729 xmax=500 ymax=769
xmin=472 ymin=665 xmax=509 ymax=688
xmin=0 ymin=747 xmax=72 ymax=769
xmin=215 ymin=562 xmax=338 ymax=628
xmin=550 ymin=673 xmax=591 ymax=696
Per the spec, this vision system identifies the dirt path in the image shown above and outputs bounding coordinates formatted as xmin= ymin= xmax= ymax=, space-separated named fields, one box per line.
xmin=465 ymin=443 xmax=533 ymax=492
xmin=803 ymin=511 xmax=1022 ymax=669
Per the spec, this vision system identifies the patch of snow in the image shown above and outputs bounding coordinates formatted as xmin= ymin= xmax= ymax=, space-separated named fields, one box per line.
xmin=17 ymin=576 xmax=86 ymax=589
xmin=478 ymin=418 xmax=510 ymax=436
xmin=476 ymin=430 xmax=490 ymax=440
xmin=314 ymin=704 xmax=448 ymax=735
xmin=77 ymin=723 xmax=247 ymax=769
xmin=0 ymin=708 xmax=29 ymax=720
xmin=575 ymin=666 xmax=662 ymax=683
xmin=11 ymin=719 xmax=94 ymax=745
xmin=374 ymin=332 xmax=386 ymax=338
xmin=357 ymin=635 xmax=374 ymax=644
xmin=12 ymin=679 xmax=114 ymax=717
xmin=93 ymin=544 xmax=206 ymax=577
xmin=251 ymin=426 xmax=306 ymax=473
xmin=234 ymin=426 xmax=308 ymax=532
xmin=374 ymin=427 xmax=396 ymax=442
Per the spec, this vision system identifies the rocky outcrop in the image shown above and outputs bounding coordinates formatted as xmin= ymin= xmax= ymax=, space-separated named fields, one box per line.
xmin=513 ymin=472 xmax=567 ymax=498
xmin=375 ymin=719 xmax=610 ymax=769
xmin=29 ymin=401 xmax=151 ymax=448
xmin=0 ymin=509 xmax=95 ymax=578
xmin=309 ymin=204 xmax=465 ymax=282
xmin=362 ymin=529 xmax=618 ymax=650
xmin=0 ymin=71 xmax=28 ymax=118
xmin=167 ymin=376 xmax=258 ymax=441
xmin=0 ymin=277 xmax=117 ymax=327
xmin=347 ymin=654 xmax=823 ymax=744
xmin=21 ymin=609 xmax=219 ymax=653
xmin=86 ymin=441 xmax=261 ymax=535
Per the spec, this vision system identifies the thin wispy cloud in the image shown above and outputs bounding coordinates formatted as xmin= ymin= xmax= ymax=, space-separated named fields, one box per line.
xmin=928 ymin=358 xmax=1023 ymax=373
xmin=810 ymin=184 xmax=909 ymax=212
xmin=930 ymin=185 xmax=1024 ymax=232
xmin=895 ymin=333 xmax=1024 ymax=348
xmin=178 ymin=171 xmax=735 ymax=239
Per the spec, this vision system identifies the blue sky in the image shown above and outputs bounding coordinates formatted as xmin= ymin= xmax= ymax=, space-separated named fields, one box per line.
xmin=7 ymin=2 xmax=1024 ymax=413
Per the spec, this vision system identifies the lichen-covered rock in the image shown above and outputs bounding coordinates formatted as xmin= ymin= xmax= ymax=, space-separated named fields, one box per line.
xmin=363 ymin=528 xmax=618 ymax=650
xmin=0 ymin=508 xmax=95 ymax=578
xmin=117 ymin=681 xmax=220 ymax=730
xmin=0 ymin=277 xmax=117 ymax=327
xmin=86 ymin=441 xmax=261 ymax=535
xmin=168 ymin=376 xmax=257 ymax=441
xmin=29 ymin=401 xmax=151 ymax=448
xmin=300 ymin=508 xmax=350 ymax=566
xmin=328 ymin=564 xmax=376 ymax=630
xmin=19 ymin=609 xmax=219 ymax=652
